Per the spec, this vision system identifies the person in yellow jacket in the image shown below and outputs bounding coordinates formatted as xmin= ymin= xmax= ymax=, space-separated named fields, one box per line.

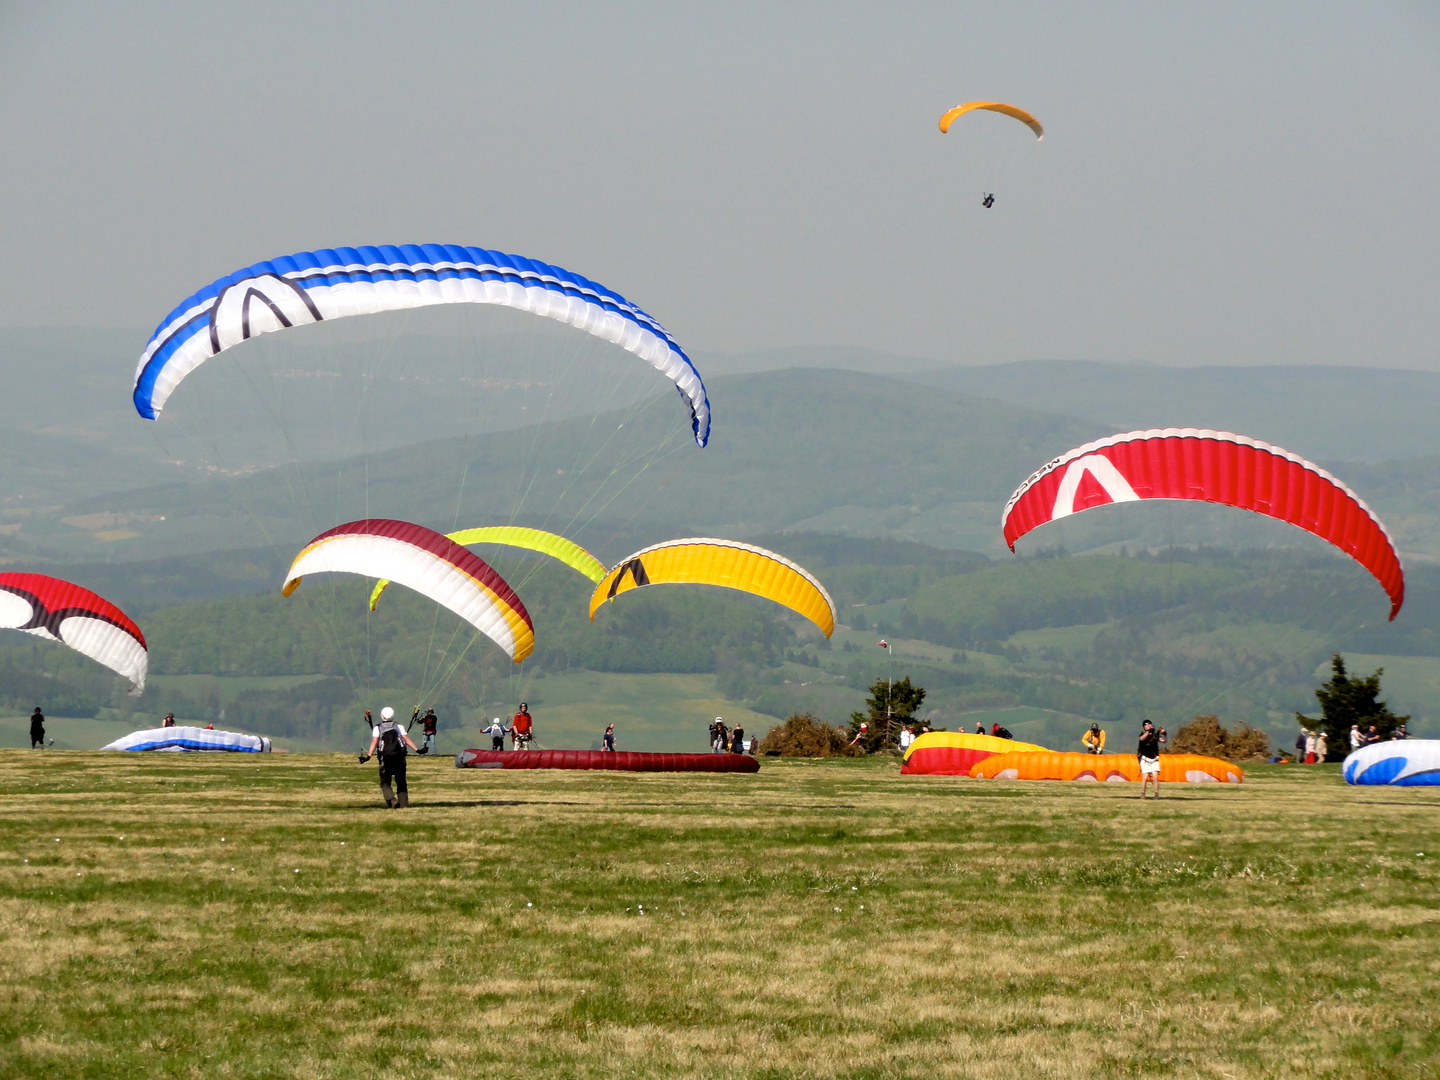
xmin=1082 ymin=723 xmax=1106 ymax=754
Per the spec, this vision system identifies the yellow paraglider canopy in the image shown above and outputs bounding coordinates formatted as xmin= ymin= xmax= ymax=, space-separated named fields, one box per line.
xmin=589 ymin=538 xmax=837 ymax=637
xmin=939 ymin=101 xmax=1044 ymax=139
xmin=369 ymin=526 xmax=605 ymax=611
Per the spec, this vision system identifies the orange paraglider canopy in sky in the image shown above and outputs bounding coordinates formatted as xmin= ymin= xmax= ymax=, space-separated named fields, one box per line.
xmin=939 ymin=101 xmax=1044 ymax=139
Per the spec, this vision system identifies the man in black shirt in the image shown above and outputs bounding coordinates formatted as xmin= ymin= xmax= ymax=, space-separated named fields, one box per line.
xmin=1137 ymin=719 xmax=1166 ymax=799
xmin=29 ymin=707 xmax=45 ymax=749
xmin=417 ymin=708 xmax=438 ymax=755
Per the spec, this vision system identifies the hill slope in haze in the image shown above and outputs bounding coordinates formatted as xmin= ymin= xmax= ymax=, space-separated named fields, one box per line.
xmin=11 ymin=365 xmax=1440 ymax=567
xmin=16 ymin=370 xmax=1095 ymax=562
xmin=908 ymin=360 xmax=1440 ymax=462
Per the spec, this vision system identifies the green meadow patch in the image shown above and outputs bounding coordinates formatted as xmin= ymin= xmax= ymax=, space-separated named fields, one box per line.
xmin=0 ymin=752 xmax=1436 ymax=1079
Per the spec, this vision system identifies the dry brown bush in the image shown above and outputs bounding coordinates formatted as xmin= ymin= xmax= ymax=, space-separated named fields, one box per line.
xmin=756 ymin=712 xmax=856 ymax=757
xmin=1168 ymin=714 xmax=1271 ymax=761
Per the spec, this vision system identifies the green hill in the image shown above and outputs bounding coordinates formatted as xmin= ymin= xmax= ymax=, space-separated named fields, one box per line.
xmin=908 ymin=359 xmax=1440 ymax=462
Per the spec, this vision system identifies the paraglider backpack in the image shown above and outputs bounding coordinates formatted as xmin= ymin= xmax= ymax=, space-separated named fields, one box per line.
xmin=377 ymin=720 xmax=404 ymax=756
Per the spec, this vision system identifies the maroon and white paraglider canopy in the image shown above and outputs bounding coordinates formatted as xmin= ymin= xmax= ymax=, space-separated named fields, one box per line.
xmin=0 ymin=573 xmax=148 ymax=691
xmin=1001 ymin=428 xmax=1405 ymax=620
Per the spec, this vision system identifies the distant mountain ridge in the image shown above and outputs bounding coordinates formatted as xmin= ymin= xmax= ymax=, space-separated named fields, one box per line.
xmin=904 ymin=359 xmax=1440 ymax=463
xmin=1 ymin=329 xmax=1437 ymax=566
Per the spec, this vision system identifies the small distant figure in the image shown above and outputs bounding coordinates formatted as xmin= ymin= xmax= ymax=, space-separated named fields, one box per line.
xmin=975 ymin=721 xmax=986 ymax=736
xmin=419 ymin=708 xmax=438 ymax=755
xmin=485 ymin=717 xmax=509 ymax=752
xmin=29 ymin=707 xmax=45 ymax=749
xmin=711 ymin=717 xmax=728 ymax=753
xmin=749 ymin=730 xmax=759 ymax=756
xmin=1295 ymin=728 xmax=1308 ymax=761
xmin=1083 ymin=723 xmax=1106 ymax=755
xmin=1350 ymin=725 xmax=1363 ymax=753
xmin=899 ymin=726 xmax=915 ymax=755
xmin=1392 ymin=724 xmax=1409 ymax=741
xmin=730 ymin=724 xmax=745 ymax=754
xmin=991 ymin=722 xmax=1013 ymax=740
xmin=1137 ymin=719 xmax=1166 ymax=799
xmin=981 ymin=193 xmax=995 ymax=208
xmin=1364 ymin=724 xmax=1380 ymax=746
xmin=161 ymin=712 xmax=177 ymax=729
xmin=1314 ymin=731 xmax=1328 ymax=762
xmin=204 ymin=723 xmax=214 ymax=730
xmin=511 ymin=703 xmax=534 ymax=750
xmin=849 ymin=722 xmax=869 ymax=748
xmin=602 ymin=723 xmax=616 ymax=751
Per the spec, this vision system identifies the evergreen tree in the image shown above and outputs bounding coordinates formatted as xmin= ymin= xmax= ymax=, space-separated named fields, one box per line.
xmin=1297 ymin=654 xmax=1408 ymax=762
xmin=848 ymin=675 xmax=926 ymax=753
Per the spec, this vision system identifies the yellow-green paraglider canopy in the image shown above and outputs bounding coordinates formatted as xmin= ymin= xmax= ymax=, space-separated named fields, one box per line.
xmin=368 ymin=526 xmax=605 ymax=611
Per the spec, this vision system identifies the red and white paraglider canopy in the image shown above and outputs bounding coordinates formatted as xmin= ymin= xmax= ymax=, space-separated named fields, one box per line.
xmin=1001 ymin=428 xmax=1405 ymax=620
xmin=0 ymin=573 xmax=148 ymax=691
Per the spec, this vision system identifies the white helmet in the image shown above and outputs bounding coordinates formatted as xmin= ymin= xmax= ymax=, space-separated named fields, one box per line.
xmin=492 ymin=717 xmax=501 ymax=725
xmin=380 ymin=706 xmax=395 ymax=721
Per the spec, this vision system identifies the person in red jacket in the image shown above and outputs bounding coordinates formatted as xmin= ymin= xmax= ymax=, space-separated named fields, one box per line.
xmin=511 ymin=703 xmax=534 ymax=750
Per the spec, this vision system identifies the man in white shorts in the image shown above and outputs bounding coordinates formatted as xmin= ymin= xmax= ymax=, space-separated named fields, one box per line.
xmin=1137 ymin=718 xmax=1166 ymax=799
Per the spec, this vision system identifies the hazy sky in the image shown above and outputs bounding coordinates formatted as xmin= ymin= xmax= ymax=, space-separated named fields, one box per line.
xmin=1 ymin=2 xmax=1437 ymax=369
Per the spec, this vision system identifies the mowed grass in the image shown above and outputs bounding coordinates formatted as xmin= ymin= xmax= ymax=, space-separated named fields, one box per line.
xmin=1 ymin=753 xmax=1437 ymax=1079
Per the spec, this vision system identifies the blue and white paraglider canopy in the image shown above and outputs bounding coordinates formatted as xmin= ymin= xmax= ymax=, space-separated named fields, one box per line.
xmin=132 ymin=244 xmax=711 ymax=446
xmin=103 ymin=726 xmax=272 ymax=753
xmin=1343 ymin=740 xmax=1440 ymax=786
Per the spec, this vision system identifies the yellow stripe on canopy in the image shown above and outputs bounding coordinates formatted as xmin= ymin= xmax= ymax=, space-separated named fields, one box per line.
xmin=369 ymin=526 xmax=605 ymax=611
xmin=589 ymin=538 xmax=837 ymax=637
xmin=939 ymin=101 xmax=1044 ymax=139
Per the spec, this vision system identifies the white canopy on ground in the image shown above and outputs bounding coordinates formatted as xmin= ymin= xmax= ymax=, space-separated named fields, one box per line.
xmin=102 ymin=726 xmax=272 ymax=753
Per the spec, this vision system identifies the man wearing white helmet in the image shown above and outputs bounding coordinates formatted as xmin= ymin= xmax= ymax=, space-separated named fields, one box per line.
xmin=363 ymin=706 xmax=418 ymax=808
xmin=484 ymin=716 xmax=509 ymax=751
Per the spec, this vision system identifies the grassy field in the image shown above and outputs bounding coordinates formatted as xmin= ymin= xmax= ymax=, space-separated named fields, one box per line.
xmin=2 ymin=752 xmax=1437 ymax=1079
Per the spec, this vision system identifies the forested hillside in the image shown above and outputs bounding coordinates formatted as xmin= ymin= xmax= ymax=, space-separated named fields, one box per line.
xmin=1 ymin=342 xmax=1436 ymax=751
xmin=6 ymin=536 xmax=1433 ymax=750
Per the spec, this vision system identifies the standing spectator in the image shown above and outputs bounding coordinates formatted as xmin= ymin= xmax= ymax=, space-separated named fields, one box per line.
xmin=1392 ymin=724 xmax=1409 ymax=740
xmin=1082 ymin=723 xmax=1106 ymax=755
xmin=1295 ymin=727 xmax=1308 ymax=762
xmin=711 ymin=717 xmax=727 ymax=753
xmin=484 ymin=717 xmax=509 ymax=751
xmin=1304 ymin=729 xmax=1318 ymax=764
xmin=1315 ymin=731 xmax=1328 ymax=762
xmin=749 ymin=730 xmax=759 ymax=756
xmin=418 ymin=708 xmax=438 ymax=755
xmin=899 ymin=726 xmax=915 ymax=755
xmin=1349 ymin=725 xmax=1363 ymax=753
xmin=1365 ymin=724 xmax=1380 ymax=746
xmin=974 ymin=722 xmax=986 ymax=735
xmin=365 ymin=706 xmax=417 ymax=808
xmin=29 ymin=706 xmax=45 ymax=749
xmin=602 ymin=723 xmax=616 ymax=751
xmin=510 ymin=703 xmax=534 ymax=750
xmin=730 ymin=724 xmax=745 ymax=754
xmin=1137 ymin=719 xmax=1165 ymax=799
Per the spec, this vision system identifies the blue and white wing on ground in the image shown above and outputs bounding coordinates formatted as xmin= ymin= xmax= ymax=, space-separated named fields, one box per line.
xmin=132 ymin=244 xmax=711 ymax=446
xmin=102 ymin=726 xmax=272 ymax=753
xmin=1343 ymin=740 xmax=1440 ymax=786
